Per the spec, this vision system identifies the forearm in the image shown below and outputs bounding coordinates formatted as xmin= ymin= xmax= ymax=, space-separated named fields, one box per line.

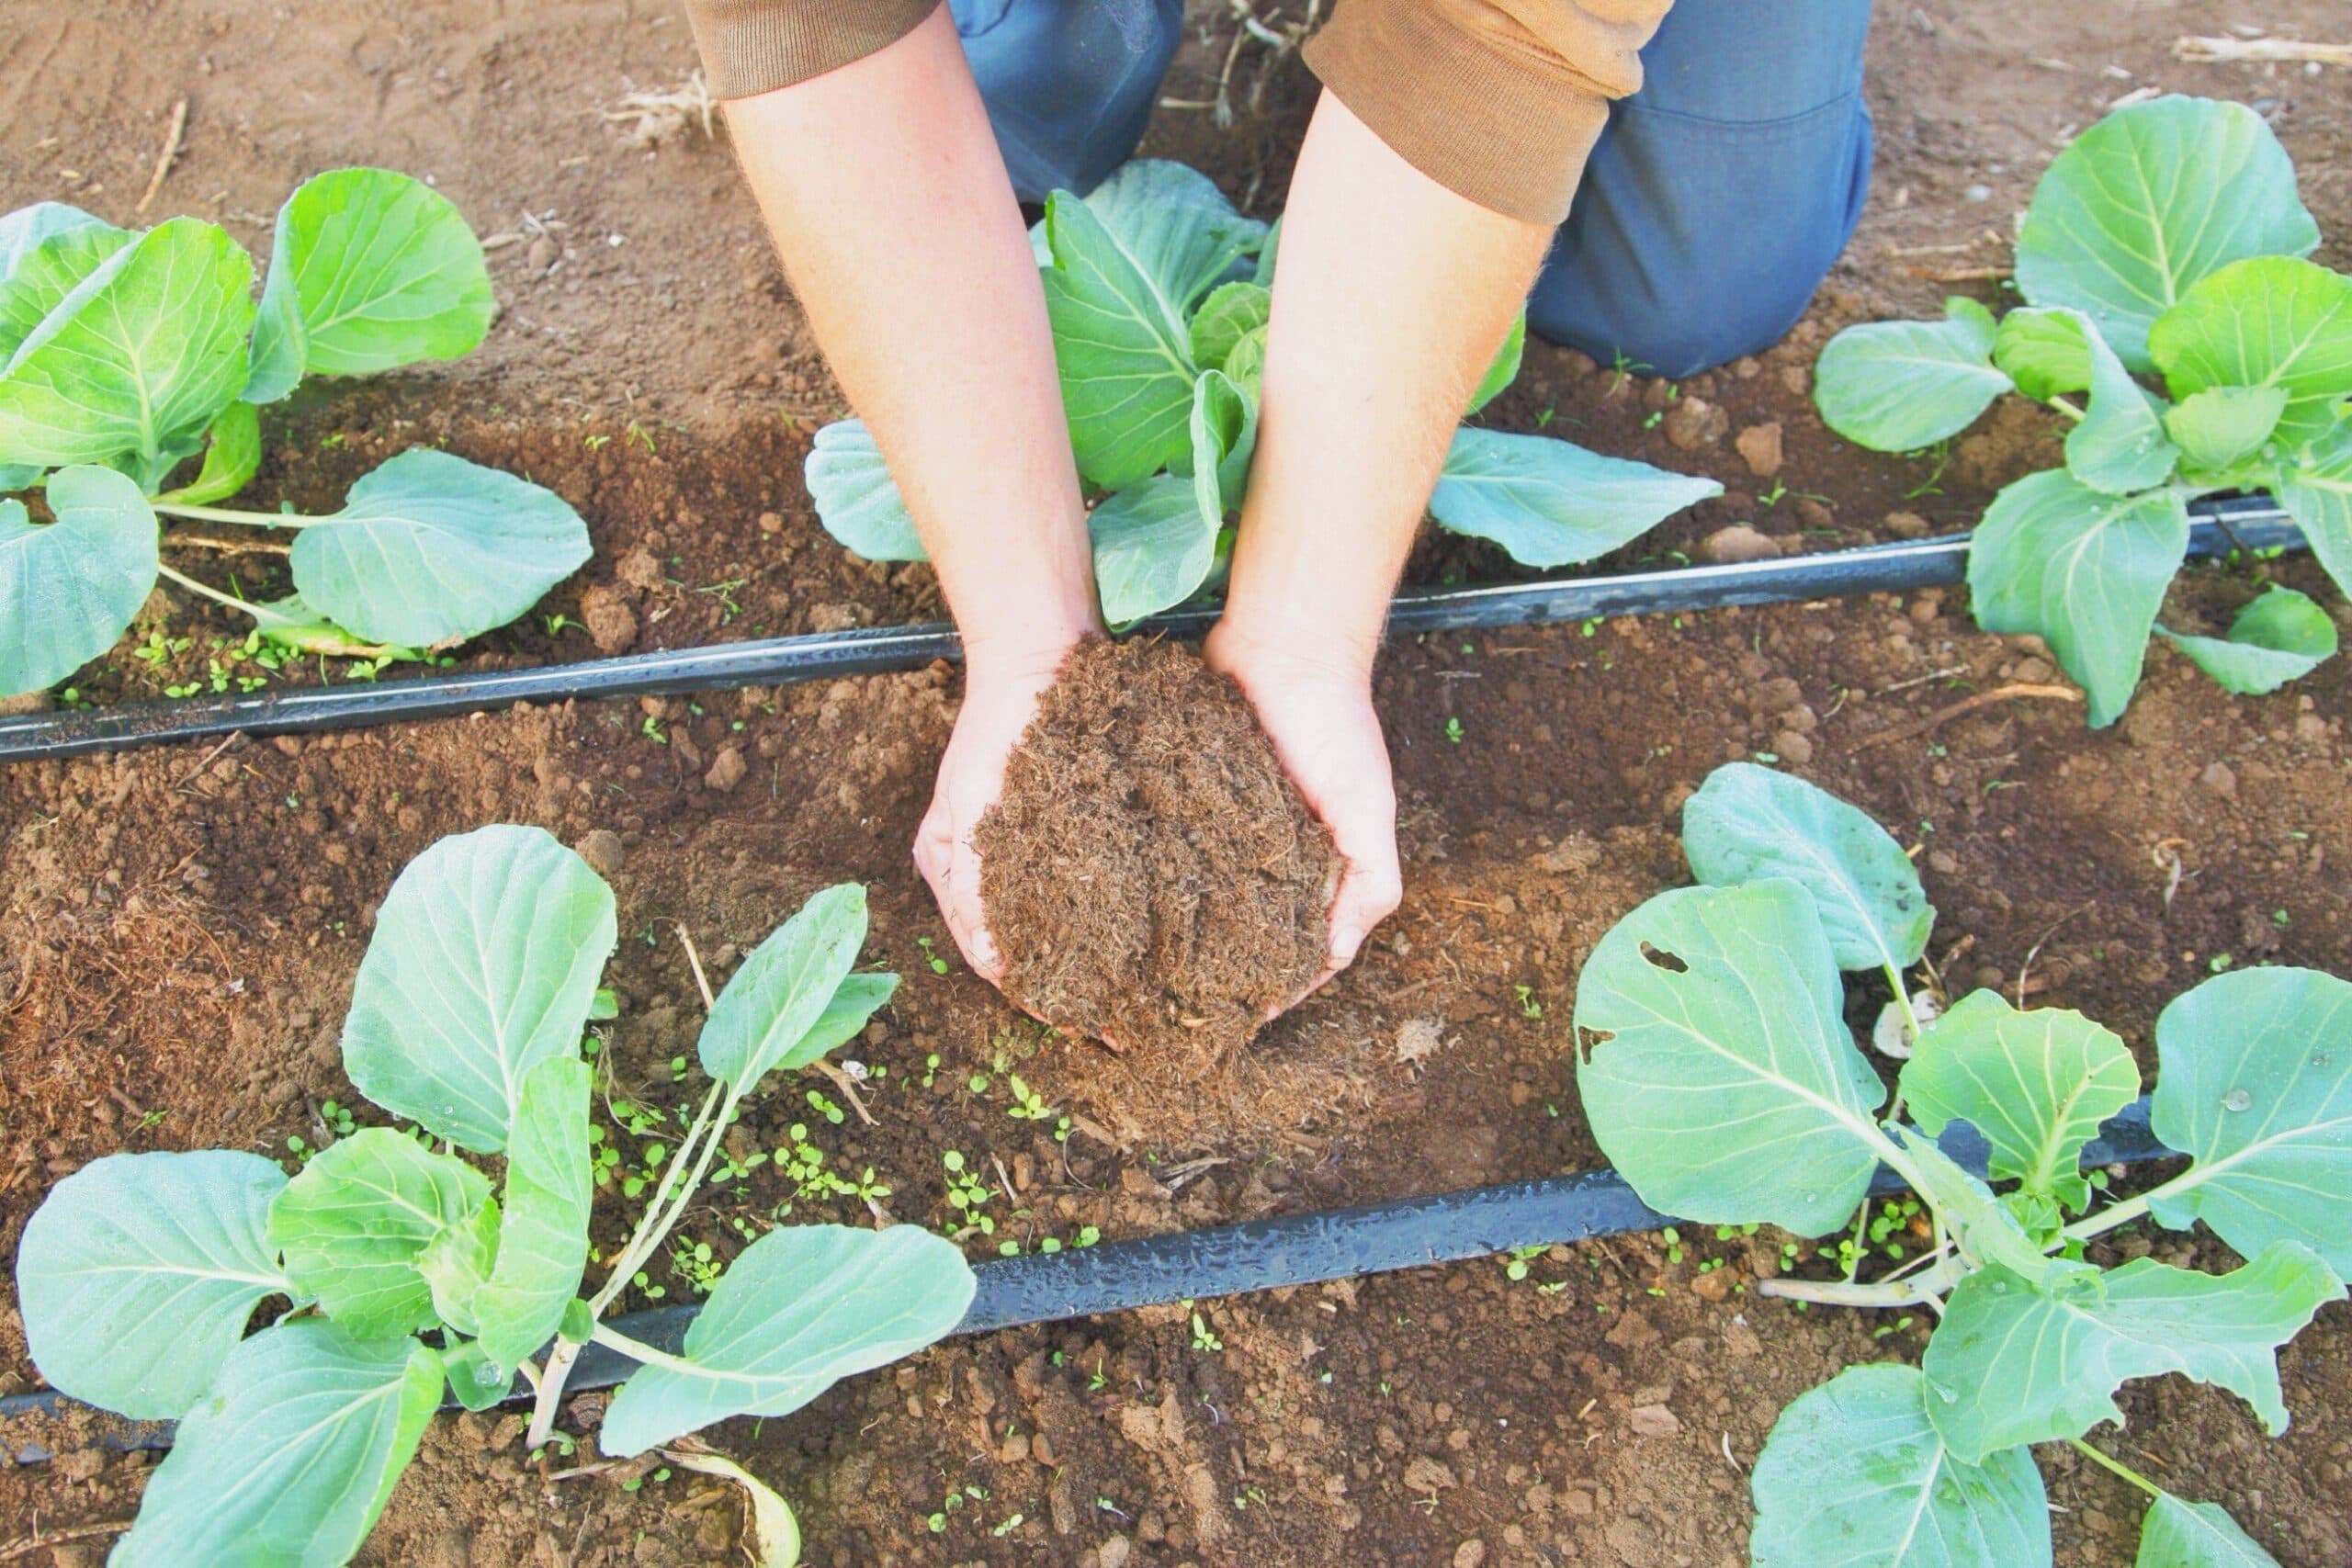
xmin=722 ymin=6 xmax=1097 ymax=675
xmin=1218 ymin=92 xmax=1553 ymax=676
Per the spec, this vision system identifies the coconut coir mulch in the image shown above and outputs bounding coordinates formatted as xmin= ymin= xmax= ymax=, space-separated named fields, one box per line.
xmin=977 ymin=638 xmax=1337 ymax=1077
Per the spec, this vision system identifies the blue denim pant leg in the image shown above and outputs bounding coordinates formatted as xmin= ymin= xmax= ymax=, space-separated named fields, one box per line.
xmin=952 ymin=0 xmax=1184 ymax=202
xmin=1527 ymin=0 xmax=1874 ymax=377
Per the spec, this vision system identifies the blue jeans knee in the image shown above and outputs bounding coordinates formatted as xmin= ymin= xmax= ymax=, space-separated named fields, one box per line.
xmin=953 ymin=0 xmax=1184 ymax=202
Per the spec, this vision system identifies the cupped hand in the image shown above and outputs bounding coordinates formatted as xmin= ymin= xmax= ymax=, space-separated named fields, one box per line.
xmin=913 ymin=635 xmax=1087 ymax=984
xmin=1203 ymin=621 xmax=1402 ymax=1005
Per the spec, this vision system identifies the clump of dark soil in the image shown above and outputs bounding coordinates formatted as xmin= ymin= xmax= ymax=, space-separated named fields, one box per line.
xmin=978 ymin=638 xmax=1337 ymax=1070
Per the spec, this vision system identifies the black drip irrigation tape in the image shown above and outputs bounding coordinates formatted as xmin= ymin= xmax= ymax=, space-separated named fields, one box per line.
xmin=0 ymin=497 xmax=2299 ymax=765
xmin=2 ymin=1101 xmax=2172 ymax=1461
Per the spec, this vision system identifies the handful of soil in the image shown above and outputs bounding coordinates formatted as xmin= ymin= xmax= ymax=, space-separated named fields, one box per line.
xmin=977 ymin=638 xmax=1337 ymax=1063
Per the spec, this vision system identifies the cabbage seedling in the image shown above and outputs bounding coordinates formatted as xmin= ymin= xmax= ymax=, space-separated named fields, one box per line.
xmin=1577 ymin=761 xmax=2349 ymax=1567
xmin=13 ymin=825 xmax=973 ymax=1568
xmin=1813 ymin=95 xmax=2349 ymax=726
xmin=0 ymin=170 xmax=592 ymax=698
xmin=805 ymin=160 xmax=1723 ymax=627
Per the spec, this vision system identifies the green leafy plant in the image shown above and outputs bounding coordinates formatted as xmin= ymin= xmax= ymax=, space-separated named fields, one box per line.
xmin=1814 ymin=95 xmax=2349 ymax=725
xmin=805 ymin=161 xmax=1722 ymax=626
xmin=0 ymin=170 xmax=592 ymax=698
xmin=13 ymin=825 xmax=973 ymax=1567
xmin=1575 ymin=761 xmax=2349 ymax=1567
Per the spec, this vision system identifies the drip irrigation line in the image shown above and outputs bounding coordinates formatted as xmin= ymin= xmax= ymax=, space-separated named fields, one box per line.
xmin=0 ymin=496 xmax=2299 ymax=765
xmin=2 ymin=1101 xmax=2172 ymax=1461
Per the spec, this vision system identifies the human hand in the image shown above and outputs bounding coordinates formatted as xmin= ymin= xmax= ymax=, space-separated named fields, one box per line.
xmin=1203 ymin=620 xmax=1402 ymax=1006
xmin=914 ymin=632 xmax=1090 ymax=984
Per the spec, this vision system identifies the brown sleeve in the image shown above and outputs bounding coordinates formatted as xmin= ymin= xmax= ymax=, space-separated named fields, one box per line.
xmin=1301 ymin=0 xmax=1674 ymax=226
xmin=684 ymin=0 xmax=939 ymax=100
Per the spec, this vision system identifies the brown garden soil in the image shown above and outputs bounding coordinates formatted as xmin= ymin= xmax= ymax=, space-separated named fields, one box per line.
xmin=5 ymin=2 xmax=2352 ymax=1565
xmin=978 ymin=639 xmax=1335 ymax=1097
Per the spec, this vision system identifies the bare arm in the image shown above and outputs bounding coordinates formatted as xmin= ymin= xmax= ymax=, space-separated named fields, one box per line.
xmin=1207 ymin=92 xmax=1553 ymax=979
xmin=725 ymin=7 xmax=1097 ymax=975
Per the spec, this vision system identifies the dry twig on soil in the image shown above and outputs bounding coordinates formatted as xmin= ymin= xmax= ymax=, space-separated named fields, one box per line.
xmin=134 ymin=97 xmax=188 ymax=216
xmin=2175 ymin=34 xmax=2352 ymax=66
xmin=1848 ymin=682 xmax=2084 ymax=751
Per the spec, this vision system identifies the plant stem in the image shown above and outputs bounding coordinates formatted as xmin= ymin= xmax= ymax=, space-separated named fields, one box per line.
xmin=2062 ymin=1190 xmax=2151 ymax=1245
xmin=590 ymin=1321 xmax=702 ymax=1377
xmin=588 ymin=1082 xmax=729 ymax=1317
xmin=151 ymin=501 xmax=313 ymax=528
xmin=155 ymin=561 xmax=266 ymax=618
xmin=1756 ymin=1268 xmax=1951 ymax=1309
xmin=1880 ymin=962 xmax=1924 ymax=1047
xmin=2045 ymin=396 xmax=2086 ymax=423
xmin=2067 ymin=1437 xmax=2163 ymax=1498
xmin=524 ymin=1342 xmax=579 ymax=1452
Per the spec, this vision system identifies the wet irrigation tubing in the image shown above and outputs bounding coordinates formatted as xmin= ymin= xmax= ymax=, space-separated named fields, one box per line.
xmin=0 ymin=494 xmax=2301 ymax=765
xmin=3 ymin=1101 xmax=2173 ymax=1461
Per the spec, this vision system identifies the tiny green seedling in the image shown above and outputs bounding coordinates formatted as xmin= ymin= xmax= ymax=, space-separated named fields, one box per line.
xmin=0 ymin=172 xmax=594 ymax=699
xmin=805 ymin=161 xmax=1721 ymax=628
xmin=15 ymin=825 xmax=975 ymax=1568
xmin=1574 ymin=761 xmax=2350 ymax=1567
xmin=1815 ymin=96 xmax=2349 ymax=727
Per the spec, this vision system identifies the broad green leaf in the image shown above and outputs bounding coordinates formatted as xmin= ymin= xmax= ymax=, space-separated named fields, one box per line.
xmin=1573 ymin=881 xmax=1885 ymax=1235
xmin=1814 ymin=298 xmax=2008 ymax=452
xmin=2148 ymin=257 xmax=2352 ymax=450
xmin=1059 ymin=160 xmax=1267 ymax=324
xmin=472 ymin=1055 xmax=594 ymax=1371
xmin=697 ymin=884 xmax=869 ymax=1095
xmin=111 ymin=1321 xmax=440 ymax=1568
xmin=1965 ymin=470 xmax=2189 ymax=727
xmin=1465 ymin=308 xmax=1526 ymax=416
xmin=1922 ymin=1243 xmax=2342 ymax=1461
xmin=664 ymin=1450 xmax=804 ymax=1568
xmin=420 ymin=1196 xmax=500 ymax=1338
xmin=0 ymin=465 xmax=158 ymax=696
xmin=2276 ymin=429 xmax=2352 ymax=603
xmin=1749 ymin=1363 xmax=2050 ymax=1568
xmin=1430 ymin=427 xmax=1720 ymax=569
xmin=2137 ymin=1494 xmax=2281 ymax=1568
xmin=1679 ymin=761 xmax=1934 ymax=974
xmin=1900 ymin=990 xmax=2139 ymax=1212
xmin=2165 ymin=386 xmax=2289 ymax=475
xmin=267 ymin=1127 xmax=492 ymax=1337
xmin=16 ymin=1150 xmax=288 ymax=1420
xmin=1993 ymin=306 xmax=2091 ymax=401
xmin=440 ymin=1340 xmax=514 ymax=1413
xmin=0 ymin=218 xmax=253 ymax=476
xmin=2064 ymin=308 xmax=2177 ymax=493
xmin=1186 ymin=280 xmax=1269 ymax=373
xmin=2146 ymin=966 xmax=2352 ymax=1274
xmin=1183 ymin=367 xmax=1255 ymax=519
xmin=245 ymin=167 xmax=493 ymax=403
xmin=2016 ymin=96 xmax=2318 ymax=370
xmin=0 ymin=463 xmax=39 ymax=491
xmin=288 ymin=448 xmax=592 ymax=647
xmin=0 ymin=209 xmax=130 ymax=361
xmin=2160 ymin=587 xmax=2337 ymax=695
xmin=805 ymin=418 xmax=923 ymax=562
xmin=153 ymin=399 xmax=261 ymax=505
xmin=1089 ymin=473 xmax=1218 ymax=626
xmin=778 ymin=972 xmax=900 ymax=1073
xmin=1222 ymin=323 xmax=1265 ymax=399
xmin=1040 ymin=191 xmax=1199 ymax=488
xmin=344 ymin=824 xmax=617 ymax=1153
xmin=599 ymin=1223 xmax=976 ymax=1455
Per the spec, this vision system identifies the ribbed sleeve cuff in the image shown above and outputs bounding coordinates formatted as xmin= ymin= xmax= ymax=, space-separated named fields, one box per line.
xmin=685 ymin=0 xmax=940 ymax=100
xmin=1302 ymin=0 xmax=1621 ymax=227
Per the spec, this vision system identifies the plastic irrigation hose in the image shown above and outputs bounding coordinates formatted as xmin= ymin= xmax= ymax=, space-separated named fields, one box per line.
xmin=0 ymin=497 xmax=2299 ymax=765
xmin=1 ymin=1101 xmax=2172 ymax=1461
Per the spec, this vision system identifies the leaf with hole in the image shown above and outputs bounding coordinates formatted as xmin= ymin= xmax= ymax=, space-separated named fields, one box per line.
xmin=0 ymin=464 xmax=158 ymax=697
xmin=288 ymin=447 xmax=592 ymax=647
xmin=1748 ymin=1363 xmax=2050 ymax=1568
xmin=1965 ymin=470 xmax=2189 ymax=728
xmin=599 ymin=1223 xmax=976 ymax=1455
xmin=1573 ymin=880 xmax=1886 ymax=1235
xmin=2016 ymin=95 xmax=2318 ymax=369
xmin=1430 ymin=427 xmax=1721 ymax=570
xmin=1814 ymin=297 xmax=2009 ymax=452
xmin=2160 ymin=587 xmax=2337 ymax=696
xmin=343 ymin=825 xmax=616 ymax=1153
xmin=1679 ymin=761 xmax=1934 ymax=974
xmin=16 ymin=1150 xmax=288 ymax=1420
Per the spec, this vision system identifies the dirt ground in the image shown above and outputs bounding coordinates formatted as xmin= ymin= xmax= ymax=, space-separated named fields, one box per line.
xmin=4 ymin=2 xmax=2351 ymax=1565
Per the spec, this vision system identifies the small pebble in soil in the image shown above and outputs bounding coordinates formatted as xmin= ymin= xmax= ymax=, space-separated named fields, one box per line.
xmin=1700 ymin=525 xmax=1781 ymax=565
